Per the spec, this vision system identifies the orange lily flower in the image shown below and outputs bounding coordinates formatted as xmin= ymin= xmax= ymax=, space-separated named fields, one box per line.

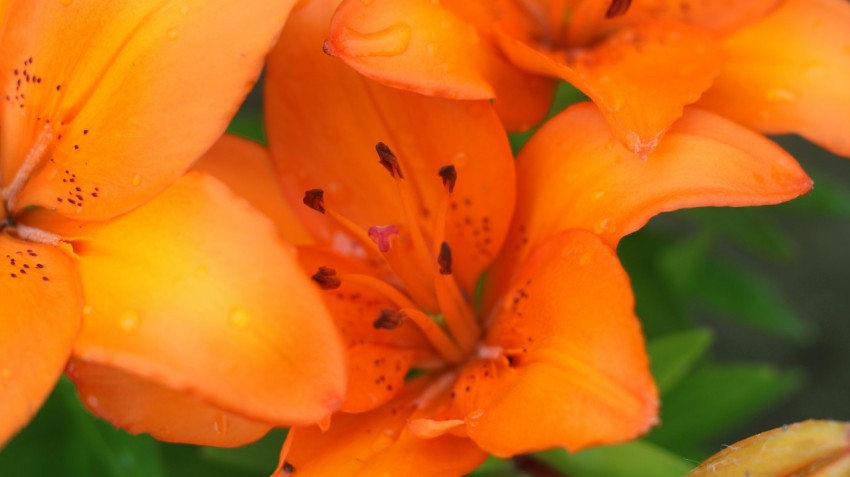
xmin=0 ymin=1 xmax=345 ymax=447
xmin=324 ymin=0 xmax=850 ymax=158
xmin=263 ymin=0 xmax=813 ymax=474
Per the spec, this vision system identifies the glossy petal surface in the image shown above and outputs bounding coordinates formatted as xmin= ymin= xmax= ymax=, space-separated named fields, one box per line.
xmin=0 ymin=236 xmax=81 ymax=445
xmin=275 ymin=380 xmax=487 ymax=477
xmin=191 ymin=134 xmax=313 ymax=245
xmin=36 ymin=173 xmax=346 ymax=430
xmin=698 ymin=0 xmax=850 ymax=157
xmin=1 ymin=0 xmax=293 ymax=219
xmin=498 ymin=21 xmax=722 ymax=154
xmin=267 ymin=0 xmax=516 ymax=293
xmin=326 ymin=0 xmax=554 ymax=130
xmin=493 ymin=102 xmax=811 ymax=290
xmin=67 ymin=359 xmax=272 ymax=447
xmin=455 ymin=230 xmax=657 ymax=456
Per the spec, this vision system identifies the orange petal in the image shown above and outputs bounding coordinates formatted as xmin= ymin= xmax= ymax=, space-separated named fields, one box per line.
xmin=191 ymin=134 xmax=313 ymax=245
xmin=274 ymin=379 xmax=487 ymax=477
xmin=2 ymin=0 xmax=294 ymax=220
xmin=326 ymin=0 xmax=554 ymax=130
xmin=30 ymin=172 xmax=346 ymax=432
xmin=491 ymin=102 xmax=811 ymax=294
xmin=0 ymin=236 xmax=81 ymax=445
xmin=67 ymin=359 xmax=271 ymax=447
xmin=498 ymin=21 xmax=723 ymax=155
xmin=566 ymin=0 xmax=784 ymax=45
xmin=457 ymin=230 xmax=657 ymax=456
xmin=698 ymin=0 xmax=850 ymax=157
xmin=267 ymin=0 xmax=516 ymax=294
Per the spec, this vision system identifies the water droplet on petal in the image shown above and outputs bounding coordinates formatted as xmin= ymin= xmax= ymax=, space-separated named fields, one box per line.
xmin=131 ymin=174 xmax=141 ymax=186
xmin=213 ymin=413 xmax=229 ymax=435
xmin=594 ymin=217 xmax=612 ymax=235
xmin=167 ymin=28 xmax=179 ymax=40
xmin=1 ymin=368 xmax=12 ymax=379
xmin=426 ymin=43 xmax=437 ymax=56
xmin=180 ymin=5 xmax=189 ymax=15
xmin=118 ymin=311 xmax=140 ymax=331
xmin=340 ymin=23 xmax=411 ymax=57
xmin=764 ymin=87 xmax=797 ymax=103
xmin=591 ymin=191 xmax=605 ymax=203
xmin=83 ymin=304 xmax=93 ymax=315
xmin=578 ymin=253 xmax=592 ymax=266
xmin=229 ymin=308 xmax=250 ymax=329
xmin=86 ymin=395 xmax=100 ymax=408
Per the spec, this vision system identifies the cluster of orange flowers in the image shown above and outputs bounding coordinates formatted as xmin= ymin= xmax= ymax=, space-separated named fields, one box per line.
xmin=0 ymin=0 xmax=847 ymax=475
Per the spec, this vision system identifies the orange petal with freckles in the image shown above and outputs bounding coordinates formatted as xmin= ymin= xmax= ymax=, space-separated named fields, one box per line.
xmin=274 ymin=379 xmax=487 ymax=477
xmin=498 ymin=21 xmax=723 ymax=154
xmin=2 ymin=0 xmax=294 ymax=220
xmin=326 ymin=0 xmax=554 ymax=131
xmin=698 ymin=0 xmax=850 ymax=157
xmin=67 ymin=359 xmax=271 ymax=447
xmin=566 ymin=0 xmax=784 ymax=45
xmin=191 ymin=134 xmax=313 ymax=245
xmin=29 ymin=173 xmax=346 ymax=433
xmin=0 ymin=236 xmax=81 ymax=445
xmin=458 ymin=230 xmax=657 ymax=456
xmin=491 ymin=102 xmax=811 ymax=295
xmin=267 ymin=0 xmax=516 ymax=294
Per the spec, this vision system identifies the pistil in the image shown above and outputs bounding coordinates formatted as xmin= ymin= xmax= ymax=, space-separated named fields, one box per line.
xmin=4 ymin=124 xmax=53 ymax=212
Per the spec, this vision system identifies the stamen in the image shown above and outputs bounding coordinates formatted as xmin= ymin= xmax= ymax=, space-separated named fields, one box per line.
xmin=4 ymin=124 xmax=53 ymax=210
xmin=437 ymin=242 xmax=452 ymax=275
xmin=367 ymin=224 xmax=399 ymax=253
xmin=376 ymin=142 xmax=404 ymax=178
xmin=437 ymin=165 xmax=457 ymax=193
xmin=373 ymin=308 xmax=404 ymax=330
xmin=302 ymin=189 xmax=326 ymax=213
xmin=605 ymin=0 xmax=632 ymax=18
xmin=302 ymin=189 xmax=382 ymax=257
xmin=435 ymin=266 xmax=480 ymax=353
xmin=311 ymin=266 xmax=341 ymax=289
xmin=400 ymin=308 xmax=464 ymax=364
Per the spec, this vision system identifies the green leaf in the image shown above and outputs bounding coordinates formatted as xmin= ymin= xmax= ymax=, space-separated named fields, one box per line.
xmin=647 ymin=364 xmax=802 ymax=456
xmin=681 ymin=208 xmax=794 ymax=261
xmin=647 ymin=329 xmax=713 ymax=395
xmin=199 ymin=428 xmax=287 ymax=474
xmin=466 ymin=456 xmax=519 ymax=477
xmin=535 ymin=440 xmax=693 ymax=477
xmin=0 ymin=378 xmax=166 ymax=477
xmin=658 ymin=238 xmax=812 ymax=341
xmin=508 ymin=81 xmax=587 ymax=154
xmin=227 ymin=112 xmax=266 ymax=145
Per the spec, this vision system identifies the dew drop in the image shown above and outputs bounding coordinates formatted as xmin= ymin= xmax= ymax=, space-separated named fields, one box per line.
xmin=591 ymin=191 xmax=605 ymax=203
xmin=0 ymin=368 xmax=11 ymax=379
xmin=86 ymin=395 xmax=100 ymax=408
xmin=764 ymin=87 xmax=797 ymax=103
xmin=229 ymin=308 xmax=250 ymax=329
xmin=213 ymin=413 xmax=229 ymax=435
xmin=180 ymin=4 xmax=189 ymax=15
xmin=578 ymin=253 xmax=592 ymax=266
xmin=426 ymin=43 xmax=438 ymax=56
xmin=83 ymin=304 xmax=93 ymax=315
xmin=594 ymin=217 xmax=612 ymax=235
xmin=118 ymin=311 xmax=140 ymax=332
xmin=340 ymin=23 xmax=411 ymax=57
xmin=131 ymin=174 xmax=141 ymax=186
xmin=167 ymin=28 xmax=179 ymax=40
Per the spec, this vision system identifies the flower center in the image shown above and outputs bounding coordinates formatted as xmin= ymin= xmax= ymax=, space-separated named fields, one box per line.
xmin=304 ymin=142 xmax=482 ymax=364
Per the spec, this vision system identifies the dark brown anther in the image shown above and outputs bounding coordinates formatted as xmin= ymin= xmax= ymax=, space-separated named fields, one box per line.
xmin=373 ymin=309 xmax=403 ymax=330
xmin=438 ymin=165 xmax=457 ymax=193
xmin=376 ymin=142 xmax=404 ymax=178
xmin=605 ymin=0 xmax=632 ymax=18
xmin=312 ymin=266 xmax=341 ymax=290
xmin=303 ymin=189 xmax=325 ymax=214
xmin=282 ymin=461 xmax=296 ymax=474
xmin=438 ymin=241 xmax=452 ymax=275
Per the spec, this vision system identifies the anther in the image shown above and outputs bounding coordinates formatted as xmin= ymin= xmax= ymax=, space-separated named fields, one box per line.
xmin=282 ymin=461 xmax=296 ymax=475
xmin=437 ymin=242 xmax=452 ymax=275
xmin=303 ymin=189 xmax=325 ymax=213
xmin=373 ymin=309 xmax=403 ymax=330
xmin=438 ymin=165 xmax=457 ymax=193
xmin=605 ymin=0 xmax=632 ymax=18
xmin=376 ymin=142 xmax=403 ymax=178
xmin=367 ymin=224 xmax=400 ymax=253
xmin=311 ymin=266 xmax=341 ymax=289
